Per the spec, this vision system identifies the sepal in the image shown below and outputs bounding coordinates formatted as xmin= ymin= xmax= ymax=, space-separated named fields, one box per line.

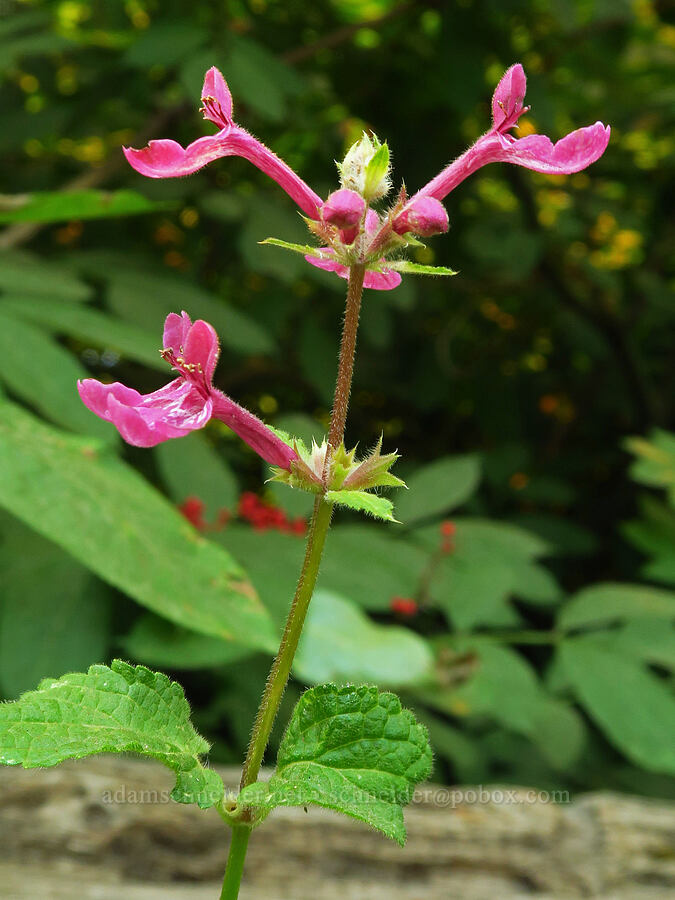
xmin=342 ymin=436 xmax=406 ymax=491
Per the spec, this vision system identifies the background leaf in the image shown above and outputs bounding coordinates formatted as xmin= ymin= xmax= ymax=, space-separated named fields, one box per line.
xmin=0 ymin=518 xmax=111 ymax=698
xmin=0 ymin=400 xmax=276 ymax=653
xmin=396 ymin=455 xmax=481 ymax=524
xmin=559 ymin=639 xmax=675 ymax=774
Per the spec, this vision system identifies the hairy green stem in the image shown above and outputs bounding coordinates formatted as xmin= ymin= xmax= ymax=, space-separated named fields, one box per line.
xmin=327 ymin=263 xmax=366 ymax=449
xmin=219 ymin=825 xmax=250 ymax=900
xmin=219 ymin=264 xmax=367 ymax=899
xmin=238 ymin=493 xmax=334 ymax=791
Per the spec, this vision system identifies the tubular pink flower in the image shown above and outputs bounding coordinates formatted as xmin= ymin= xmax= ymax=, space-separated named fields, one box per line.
xmin=77 ymin=312 xmax=297 ymax=470
xmin=123 ymin=67 xmax=323 ymax=219
xmin=408 ymin=63 xmax=610 ymax=205
xmin=321 ymin=189 xmax=366 ymax=229
xmin=392 ymin=196 xmax=449 ymax=236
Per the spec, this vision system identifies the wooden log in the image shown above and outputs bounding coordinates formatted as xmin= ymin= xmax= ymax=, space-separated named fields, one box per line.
xmin=0 ymin=757 xmax=673 ymax=899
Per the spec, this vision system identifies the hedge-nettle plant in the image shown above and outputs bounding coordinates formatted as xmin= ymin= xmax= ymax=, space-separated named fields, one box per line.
xmin=0 ymin=63 xmax=609 ymax=898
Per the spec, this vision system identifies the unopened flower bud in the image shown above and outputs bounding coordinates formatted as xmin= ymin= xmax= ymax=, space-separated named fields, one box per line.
xmin=337 ymin=132 xmax=391 ymax=201
xmin=321 ymin=189 xmax=366 ymax=229
xmin=392 ymin=197 xmax=449 ymax=237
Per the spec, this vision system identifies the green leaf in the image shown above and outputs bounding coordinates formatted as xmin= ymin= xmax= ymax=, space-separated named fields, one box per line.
xmin=239 ymin=197 xmax=313 ymax=283
xmin=325 ymin=490 xmax=396 ymax=522
xmin=294 ymin=590 xmax=433 ymax=687
xmin=155 ymin=432 xmax=238 ymax=520
xmin=413 ymin=518 xmax=552 ymax=629
xmin=0 ymin=400 xmax=276 ymax=654
xmin=99 ymin=263 xmax=274 ymax=356
xmin=0 ymin=311 xmax=116 ymax=442
xmin=238 ymin=684 xmax=432 ymax=844
xmin=0 ymin=660 xmax=224 ymax=808
xmin=387 ymin=261 xmax=458 ymax=277
xmin=123 ymin=614 xmax=254 ymax=670
xmin=318 ymin=524 xmax=427 ymax=611
xmin=260 ymin=237 xmax=322 ymax=256
xmin=0 ymin=250 xmax=90 ymax=301
xmin=0 ymin=296 xmax=164 ymax=370
xmin=592 ymin=619 xmax=675 ymax=672
xmin=363 ymin=141 xmax=390 ymax=198
xmin=0 ymin=519 xmax=110 ymax=698
xmin=624 ymin=429 xmax=675 ymax=502
xmin=559 ymin=582 xmax=675 ymax=630
xmin=213 ymin=525 xmax=304 ymax=627
xmin=0 ymin=189 xmax=165 ymax=224
xmin=559 ymin=639 xmax=675 ymax=774
xmin=225 ymin=34 xmax=304 ymax=122
xmin=396 ymin=455 xmax=481 ymax=524
xmin=123 ymin=23 xmax=207 ymax=67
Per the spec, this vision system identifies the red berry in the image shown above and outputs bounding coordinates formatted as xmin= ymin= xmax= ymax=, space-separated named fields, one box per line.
xmin=390 ymin=596 xmax=418 ymax=617
xmin=178 ymin=496 xmax=207 ymax=531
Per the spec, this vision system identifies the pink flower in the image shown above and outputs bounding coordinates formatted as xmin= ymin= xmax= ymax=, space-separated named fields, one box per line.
xmin=304 ymin=209 xmax=402 ymax=291
xmin=123 ymin=67 xmax=323 ymax=219
xmin=77 ymin=312 xmax=297 ymax=470
xmin=321 ymin=189 xmax=366 ymax=229
xmin=408 ymin=63 xmax=610 ymax=205
xmin=392 ymin=196 xmax=449 ymax=237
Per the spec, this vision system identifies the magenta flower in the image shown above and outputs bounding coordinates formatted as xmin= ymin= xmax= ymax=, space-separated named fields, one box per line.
xmin=305 ymin=208 xmax=402 ymax=290
xmin=124 ymin=67 xmax=323 ymax=219
xmin=123 ymin=63 xmax=609 ymax=294
xmin=406 ymin=63 xmax=610 ymax=206
xmin=77 ymin=312 xmax=297 ymax=470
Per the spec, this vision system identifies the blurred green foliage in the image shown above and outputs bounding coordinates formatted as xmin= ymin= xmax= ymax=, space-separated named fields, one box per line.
xmin=0 ymin=0 xmax=673 ymax=798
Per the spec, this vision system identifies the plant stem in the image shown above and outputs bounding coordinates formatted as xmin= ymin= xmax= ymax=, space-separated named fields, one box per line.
xmin=219 ymin=264 xmax=367 ymax=899
xmin=238 ymin=262 xmax=367 ymax=795
xmin=238 ymin=493 xmax=333 ymax=791
xmin=328 ymin=263 xmax=367 ymax=449
xmin=219 ymin=826 xmax=250 ymax=900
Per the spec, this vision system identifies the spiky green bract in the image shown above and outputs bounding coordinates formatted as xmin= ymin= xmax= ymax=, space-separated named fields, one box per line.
xmin=270 ymin=437 xmax=405 ymax=501
xmin=0 ymin=660 xmax=223 ymax=809
xmin=238 ymin=684 xmax=432 ymax=845
xmin=388 ymin=261 xmax=458 ymax=276
xmin=342 ymin=437 xmax=406 ymax=491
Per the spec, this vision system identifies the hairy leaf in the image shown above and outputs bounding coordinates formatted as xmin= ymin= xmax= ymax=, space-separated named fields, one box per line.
xmin=0 ymin=660 xmax=224 ymax=808
xmin=325 ymin=490 xmax=396 ymax=522
xmin=238 ymin=684 xmax=432 ymax=844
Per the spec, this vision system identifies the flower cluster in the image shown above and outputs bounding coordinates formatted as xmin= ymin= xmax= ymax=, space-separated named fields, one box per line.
xmin=124 ymin=63 xmax=610 ymax=291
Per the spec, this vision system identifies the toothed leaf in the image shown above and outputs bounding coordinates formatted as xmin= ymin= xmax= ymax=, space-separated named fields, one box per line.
xmin=238 ymin=683 xmax=432 ymax=845
xmin=326 ymin=490 xmax=396 ymax=522
xmin=0 ymin=660 xmax=224 ymax=809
